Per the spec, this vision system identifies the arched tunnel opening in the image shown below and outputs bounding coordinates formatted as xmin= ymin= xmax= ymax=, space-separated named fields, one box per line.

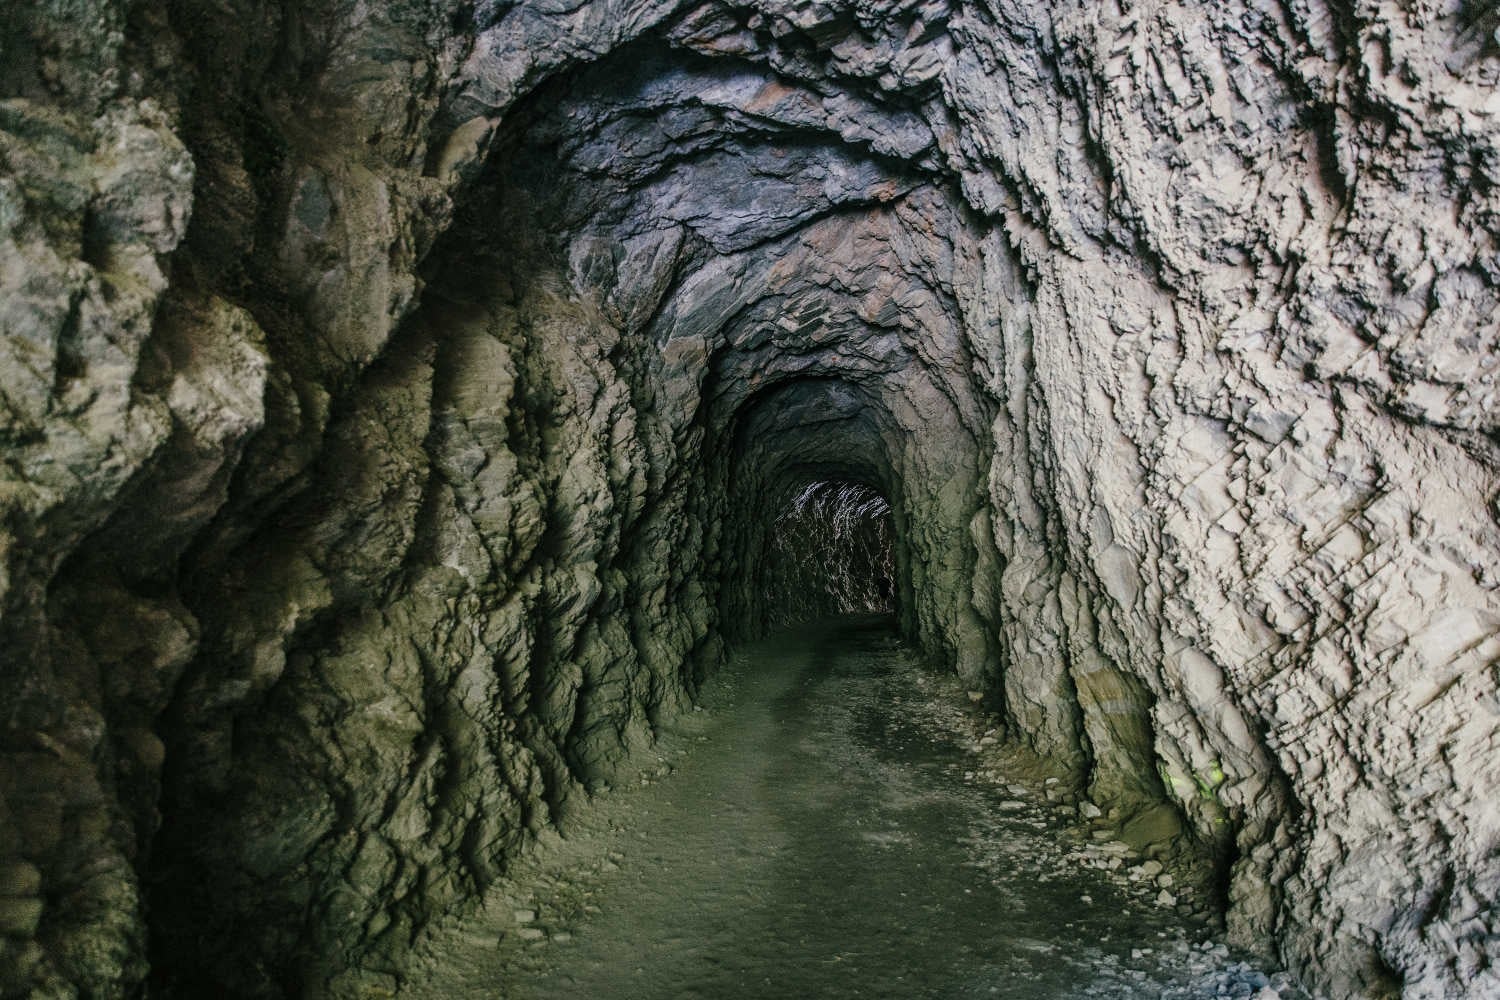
xmin=718 ymin=375 xmax=913 ymax=640
xmin=761 ymin=478 xmax=897 ymax=626
xmin=4 ymin=3 xmax=1500 ymax=999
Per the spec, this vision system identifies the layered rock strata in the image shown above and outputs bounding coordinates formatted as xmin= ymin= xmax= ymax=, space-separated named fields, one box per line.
xmin=1 ymin=2 xmax=1498 ymax=998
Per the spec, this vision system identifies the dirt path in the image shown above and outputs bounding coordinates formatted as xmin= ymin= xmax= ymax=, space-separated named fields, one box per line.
xmin=407 ymin=617 xmax=1306 ymax=999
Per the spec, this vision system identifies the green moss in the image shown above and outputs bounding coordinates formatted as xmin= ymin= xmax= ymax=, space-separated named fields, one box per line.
xmin=1158 ymin=761 xmax=1225 ymax=803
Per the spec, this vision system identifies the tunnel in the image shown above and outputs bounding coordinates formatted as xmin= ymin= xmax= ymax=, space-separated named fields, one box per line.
xmin=2 ymin=1 xmax=1499 ymax=998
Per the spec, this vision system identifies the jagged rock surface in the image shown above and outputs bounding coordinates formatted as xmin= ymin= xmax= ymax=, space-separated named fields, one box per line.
xmin=2 ymin=2 xmax=1498 ymax=998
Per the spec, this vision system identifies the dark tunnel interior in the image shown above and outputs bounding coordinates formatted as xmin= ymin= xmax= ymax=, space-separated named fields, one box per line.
xmin=3 ymin=2 xmax=1499 ymax=999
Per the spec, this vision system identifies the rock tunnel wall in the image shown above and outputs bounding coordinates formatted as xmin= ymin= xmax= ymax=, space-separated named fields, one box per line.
xmin=2 ymin=1 xmax=1499 ymax=998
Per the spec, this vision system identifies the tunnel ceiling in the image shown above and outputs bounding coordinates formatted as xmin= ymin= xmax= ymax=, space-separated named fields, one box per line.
xmin=461 ymin=23 xmax=985 ymax=502
xmin=4 ymin=2 xmax=1500 ymax=999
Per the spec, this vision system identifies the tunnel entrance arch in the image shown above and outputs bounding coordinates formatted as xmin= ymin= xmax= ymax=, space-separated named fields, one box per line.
xmin=762 ymin=478 xmax=897 ymax=627
xmin=710 ymin=373 xmax=917 ymax=639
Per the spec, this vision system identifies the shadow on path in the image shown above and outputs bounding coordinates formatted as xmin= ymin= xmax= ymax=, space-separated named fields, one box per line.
xmin=408 ymin=616 xmax=1304 ymax=1000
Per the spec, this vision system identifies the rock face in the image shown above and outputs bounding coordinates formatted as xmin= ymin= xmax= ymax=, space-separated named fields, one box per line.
xmin=2 ymin=2 xmax=1498 ymax=998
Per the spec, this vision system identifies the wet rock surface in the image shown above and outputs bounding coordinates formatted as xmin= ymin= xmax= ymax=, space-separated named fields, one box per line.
xmin=408 ymin=617 xmax=1307 ymax=1000
xmin=2 ymin=1 xmax=1498 ymax=998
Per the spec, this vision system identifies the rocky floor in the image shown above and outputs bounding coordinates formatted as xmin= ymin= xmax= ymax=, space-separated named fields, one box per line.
xmin=406 ymin=617 xmax=1312 ymax=1000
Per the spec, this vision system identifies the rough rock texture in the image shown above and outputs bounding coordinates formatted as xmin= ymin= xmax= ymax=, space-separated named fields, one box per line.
xmin=2 ymin=1 xmax=1499 ymax=998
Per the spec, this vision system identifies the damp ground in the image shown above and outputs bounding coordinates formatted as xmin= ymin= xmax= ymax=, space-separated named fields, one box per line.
xmin=406 ymin=616 xmax=1310 ymax=999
